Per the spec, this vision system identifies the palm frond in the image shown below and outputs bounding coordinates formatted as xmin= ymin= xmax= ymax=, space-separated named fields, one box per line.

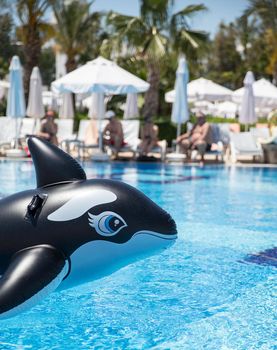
xmin=107 ymin=1 xmax=207 ymax=68
xmin=142 ymin=32 xmax=167 ymax=61
xmin=173 ymin=4 xmax=207 ymax=18
xmin=38 ymin=22 xmax=55 ymax=43
xmin=50 ymin=0 xmax=101 ymax=67
xmin=17 ymin=0 xmax=50 ymax=24
xmin=170 ymin=4 xmax=207 ymax=36
xmin=107 ymin=11 xmax=147 ymax=50
xmin=178 ymin=29 xmax=208 ymax=50
xmin=140 ymin=0 xmax=171 ymax=27
xmin=244 ymin=0 xmax=277 ymax=32
xmin=107 ymin=11 xmax=138 ymax=25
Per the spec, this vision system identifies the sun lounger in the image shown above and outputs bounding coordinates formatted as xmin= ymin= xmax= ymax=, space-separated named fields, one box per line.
xmin=183 ymin=123 xmax=226 ymax=161
xmin=250 ymin=127 xmax=270 ymax=144
xmin=148 ymin=140 xmax=168 ymax=161
xmin=166 ymin=123 xmax=226 ymax=162
xmin=75 ymin=120 xmax=99 ymax=158
xmin=202 ymin=124 xmax=225 ymax=161
xmin=76 ymin=120 xmax=91 ymax=143
xmin=106 ymin=120 xmax=140 ymax=159
xmin=56 ymin=119 xmax=74 ymax=144
xmin=65 ymin=119 xmax=108 ymax=158
xmin=230 ymin=132 xmax=263 ymax=162
xmin=19 ymin=118 xmax=37 ymax=138
xmin=0 ymin=117 xmax=17 ymax=151
xmin=135 ymin=123 xmax=168 ymax=161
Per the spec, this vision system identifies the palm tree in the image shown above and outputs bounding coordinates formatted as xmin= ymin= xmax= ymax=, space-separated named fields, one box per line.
xmin=16 ymin=0 xmax=54 ymax=95
xmin=246 ymin=0 xmax=277 ymax=31
xmin=106 ymin=0 xmax=207 ymax=119
xmin=245 ymin=0 xmax=277 ymax=82
xmin=50 ymin=0 xmax=102 ymax=73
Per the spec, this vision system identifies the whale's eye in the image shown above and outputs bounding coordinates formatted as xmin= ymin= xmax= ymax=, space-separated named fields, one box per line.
xmin=88 ymin=211 xmax=127 ymax=237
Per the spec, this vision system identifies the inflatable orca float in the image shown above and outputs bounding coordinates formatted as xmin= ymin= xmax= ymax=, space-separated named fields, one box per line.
xmin=0 ymin=137 xmax=177 ymax=318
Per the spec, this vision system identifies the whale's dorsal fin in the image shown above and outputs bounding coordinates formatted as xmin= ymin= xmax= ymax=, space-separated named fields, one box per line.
xmin=28 ymin=137 xmax=86 ymax=188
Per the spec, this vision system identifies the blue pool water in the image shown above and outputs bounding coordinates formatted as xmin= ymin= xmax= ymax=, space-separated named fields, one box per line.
xmin=0 ymin=160 xmax=276 ymax=350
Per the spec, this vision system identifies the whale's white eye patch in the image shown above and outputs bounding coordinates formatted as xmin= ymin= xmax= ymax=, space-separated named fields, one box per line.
xmin=88 ymin=211 xmax=127 ymax=237
xmin=47 ymin=190 xmax=117 ymax=221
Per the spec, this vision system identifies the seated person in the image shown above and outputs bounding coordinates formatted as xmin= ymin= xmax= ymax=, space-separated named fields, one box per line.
xmin=176 ymin=113 xmax=213 ymax=161
xmin=37 ymin=110 xmax=58 ymax=146
xmin=139 ymin=117 xmax=159 ymax=155
xmin=103 ymin=110 xmax=124 ymax=156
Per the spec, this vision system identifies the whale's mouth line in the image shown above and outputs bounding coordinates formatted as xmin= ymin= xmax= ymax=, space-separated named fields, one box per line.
xmin=132 ymin=231 xmax=177 ymax=240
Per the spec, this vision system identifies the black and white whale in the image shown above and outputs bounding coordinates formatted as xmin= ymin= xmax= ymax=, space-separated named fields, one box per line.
xmin=0 ymin=137 xmax=177 ymax=318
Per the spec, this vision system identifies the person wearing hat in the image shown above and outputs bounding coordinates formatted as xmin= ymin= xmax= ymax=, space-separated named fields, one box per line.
xmin=176 ymin=112 xmax=213 ymax=161
xmin=37 ymin=110 xmax=58 ymax=146
xmin=103 ymin=110 xmax=124 ymax=157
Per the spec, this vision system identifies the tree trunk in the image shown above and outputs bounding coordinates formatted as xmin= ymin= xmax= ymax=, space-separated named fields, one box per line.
xmin=65 ymin=55 xmax=77 ymax=73
xmin=143 ymin=62 xmax=160 ymax=120
xmin=23 ymin=29 xmax=41 ymax=100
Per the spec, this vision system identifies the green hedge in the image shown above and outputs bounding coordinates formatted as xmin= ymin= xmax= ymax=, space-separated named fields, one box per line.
xmin=0 ymin=100 xmax=7 ymax=116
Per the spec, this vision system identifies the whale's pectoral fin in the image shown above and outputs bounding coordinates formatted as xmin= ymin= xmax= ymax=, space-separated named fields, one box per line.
xmin=0 ymin=245 xmax=68 ymax=319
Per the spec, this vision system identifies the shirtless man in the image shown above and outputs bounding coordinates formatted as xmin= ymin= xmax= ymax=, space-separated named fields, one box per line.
xmin=139 ymin=118 xmax=159 ymax=155
xmin=103 ymin=110 xmax=124 ymax=157
xmin=176 ymin=113 xmax=213 ymax=161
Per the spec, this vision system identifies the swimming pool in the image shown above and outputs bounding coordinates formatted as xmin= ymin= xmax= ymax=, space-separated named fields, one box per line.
xmin=0 ymin=160 xmax=276 ymax=349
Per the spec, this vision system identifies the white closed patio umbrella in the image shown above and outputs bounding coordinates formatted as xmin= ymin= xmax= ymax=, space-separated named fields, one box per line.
xmin=6 ymin=56 xmax=26 ymax=153
xmin=27 ymin=67 xmax=44 ymax=118
xmin=26 ymin=66 xmax=44 ymax=132
xmin=59 ymin=93 xmax=74 ymax=119
xmin=233 ymin=78 xmax=277 ymax=108
xmin=239 ymin=71 xmax=256 ymax=129
xmin=51 ymin=56 xmax=149 ymax=153
xmin=123 ymin=93 xmax=139 ymax=119
xmin=171 ymin=56 xmax=189 ymax=152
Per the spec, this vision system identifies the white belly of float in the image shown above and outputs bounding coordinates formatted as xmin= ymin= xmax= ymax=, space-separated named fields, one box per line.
xmin=59 ymin=232 xmax=176 ymax=290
